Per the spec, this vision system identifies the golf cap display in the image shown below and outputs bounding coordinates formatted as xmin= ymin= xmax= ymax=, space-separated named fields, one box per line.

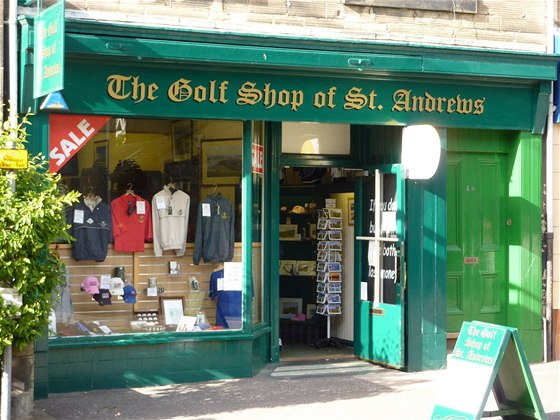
xmin=81 ymin=276 xmax=99 ymax=294
xmin=109 ymin=277 xmax=125 ymax=296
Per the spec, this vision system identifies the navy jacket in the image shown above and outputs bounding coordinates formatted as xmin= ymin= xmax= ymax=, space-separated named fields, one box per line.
xmin=193 ymin=193 xmax=235 ymax=264
xmin=69 ymin=197 xmax=112 ymax=262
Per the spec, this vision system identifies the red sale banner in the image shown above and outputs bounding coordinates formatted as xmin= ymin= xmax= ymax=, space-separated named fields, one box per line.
xmin=49 ymin=115 xmax=110 ymax=172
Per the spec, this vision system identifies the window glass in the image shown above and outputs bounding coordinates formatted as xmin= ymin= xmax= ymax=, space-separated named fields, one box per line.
xmin=51 ymin=118 xmax=244 ymax=337
xmin=281 ymin=122 xmax=350 ymax=155
xmin=251 ymin=121 xmax=264 ymax=325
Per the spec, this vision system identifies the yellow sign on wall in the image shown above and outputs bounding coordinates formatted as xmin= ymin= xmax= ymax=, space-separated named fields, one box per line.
xmin=0 ymin=149 xmax=29 ymax=169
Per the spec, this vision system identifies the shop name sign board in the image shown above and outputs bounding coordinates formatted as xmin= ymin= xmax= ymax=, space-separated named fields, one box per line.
xmin=431 ymin=321 xmax=546 ymax=420
xmin=106 ymin=74 xmax=486 ymax=117
xmin=34 ymin=0 xmax=65 ymax=98
xmin=63 ymin=61 xmax=537 ymax=130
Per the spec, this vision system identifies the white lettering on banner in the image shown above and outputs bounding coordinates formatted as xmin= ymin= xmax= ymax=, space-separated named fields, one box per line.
xmin=50 ymin=119 xmax=98 ymax=168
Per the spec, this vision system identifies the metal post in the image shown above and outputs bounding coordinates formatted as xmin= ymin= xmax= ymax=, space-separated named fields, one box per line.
xmin=1 ymin=346 xmax=12 ymax=420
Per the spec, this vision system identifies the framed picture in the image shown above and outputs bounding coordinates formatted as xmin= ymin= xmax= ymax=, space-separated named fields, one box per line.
xmin=306 ymin=304 xmax=317 ymax=319
xmin=296 ymin=260 xmax=316 ymax=276
xmin=201 ymin=139 xmax=242 ymax=184
xmin=279 ymin=260 xmax=297 ymax=275
xmin=172 ymin=121 xmax=193 ymax=161
xmin=160 ymin=296 xmax=185 ymax=325
xmin=348 ymin=197 xmax=355 ymax=226
xmin=279 ymin=298 xmax=303 ymax=318
xmin=279 ymin=224 xmax=298 ymax=241
xmin=93 ymin=140 xmax=108 ymax=164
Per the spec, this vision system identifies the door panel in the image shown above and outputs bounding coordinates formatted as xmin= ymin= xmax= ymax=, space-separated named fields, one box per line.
xmin=446 ymin=152 xmax=507 ymax=332
xmin=355 ymin=167 xmax=405 ymax=368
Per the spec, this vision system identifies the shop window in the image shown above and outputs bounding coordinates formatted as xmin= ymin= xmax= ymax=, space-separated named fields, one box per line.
xmin=281 ymin=122 xmax=350 ymax=155
xmin=51 ymin=118 xmax=245 ymax=337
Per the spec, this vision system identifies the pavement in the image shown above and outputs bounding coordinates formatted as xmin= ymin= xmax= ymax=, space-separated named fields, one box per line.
xmin=32 ymin=351 xmax=560 ymax=420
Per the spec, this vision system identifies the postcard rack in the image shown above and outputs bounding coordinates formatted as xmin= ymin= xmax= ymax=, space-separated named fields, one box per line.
xmin=314 ymin=207 xmax=343 ymax=349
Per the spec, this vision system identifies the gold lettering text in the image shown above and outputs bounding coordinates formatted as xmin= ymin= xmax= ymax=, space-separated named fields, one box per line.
xmin=344 ymin=87 xmax=378 ymax=110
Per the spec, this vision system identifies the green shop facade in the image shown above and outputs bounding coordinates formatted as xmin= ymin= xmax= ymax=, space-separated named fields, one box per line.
xmin=17 ymin=17 xmax=558 ymax=396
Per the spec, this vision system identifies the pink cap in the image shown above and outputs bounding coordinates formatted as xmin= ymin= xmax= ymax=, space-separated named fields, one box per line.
xmin=81 ymin=276 xmax=99 ymax=294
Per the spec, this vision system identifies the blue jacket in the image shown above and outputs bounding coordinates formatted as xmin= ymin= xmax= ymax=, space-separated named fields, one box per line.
xmin=193 ymin=193 xmax=235 ymax=264
xmin=69 ymin=197 xmax=112 ymax=262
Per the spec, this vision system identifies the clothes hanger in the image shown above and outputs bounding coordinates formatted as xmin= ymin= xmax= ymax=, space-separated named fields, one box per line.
xmin=85 ymin=185 xmax=96 ymax=199
xmin=211 ymin=184 xmax=218 ymax=196
xmin=125 ymin=183 xmax=136 ymax=197
xmin=167 ymin=177 xmax=177 ymax=191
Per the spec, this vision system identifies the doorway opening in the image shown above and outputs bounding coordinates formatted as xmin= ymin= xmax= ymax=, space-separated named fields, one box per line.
xmin=278 ymin=165 xmax=355 ymax=362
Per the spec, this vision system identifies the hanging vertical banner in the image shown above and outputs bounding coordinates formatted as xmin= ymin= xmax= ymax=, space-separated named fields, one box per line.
xmin=34 ymin=0 xmax=65 ymax=98
xmin=49 ymin=115 xmax=110 ymax=172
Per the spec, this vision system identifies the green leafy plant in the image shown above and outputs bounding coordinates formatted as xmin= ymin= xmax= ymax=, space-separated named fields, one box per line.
xmin=0 ymin=112 xmax=79 ymax=351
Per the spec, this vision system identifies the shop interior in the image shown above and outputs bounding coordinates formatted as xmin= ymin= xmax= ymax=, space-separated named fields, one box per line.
xmin=277 ymin=123 xmax=355 ymax=360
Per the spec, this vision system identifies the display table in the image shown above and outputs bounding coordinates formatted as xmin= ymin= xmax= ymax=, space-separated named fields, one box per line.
xmin=279 ymin=318 xmax=327 ymax=345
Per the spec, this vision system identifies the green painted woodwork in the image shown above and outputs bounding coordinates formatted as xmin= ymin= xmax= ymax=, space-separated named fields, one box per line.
xmin=54 ymin=20 xmax=557 ymax=83
xmin=446 ymin=151 xmax=508 ymax=331
xmin=354 ymin=166 xmax=406 ymax=368
xmin=405 ymin=129 xmax=448 ymax=372
xmin=505 ymin=132 xmax=543 ymax=361
xmin=50 ymin=58 xmax=542 ymax=131
xmin=46 ymin=338 xmax=255 ymax=393
xmin=446 ymin=129 xmax=543 ymax=362
xmin=268 ymin=122 xmax=282 ymax=363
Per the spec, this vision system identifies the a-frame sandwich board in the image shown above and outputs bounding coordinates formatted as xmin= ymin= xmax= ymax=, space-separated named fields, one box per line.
xmin=431 ymin=321 xmax=546 ymax=420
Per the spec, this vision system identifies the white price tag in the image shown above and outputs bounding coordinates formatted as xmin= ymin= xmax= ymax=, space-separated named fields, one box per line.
xmin=202 ymin=203 xmax=211 ymax=217
xmin=73 ymin=209 xmax=84 ymax=224
xmin=136 ymin=201 xmax=146 ymax=215
xmin=156 ymin=196 xmax=166 ymax=210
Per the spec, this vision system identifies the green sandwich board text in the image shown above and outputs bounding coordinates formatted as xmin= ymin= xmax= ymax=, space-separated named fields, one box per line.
xmin=431 ymin=321 xmax=546 ymax=420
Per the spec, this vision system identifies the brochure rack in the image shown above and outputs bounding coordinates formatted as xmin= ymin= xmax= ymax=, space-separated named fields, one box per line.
xmin=314 ymin=207 xmax=343 ymax=349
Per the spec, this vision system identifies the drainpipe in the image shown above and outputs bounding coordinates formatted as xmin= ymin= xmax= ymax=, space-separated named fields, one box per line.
xmin=544 ymin=0 xmax=554 ymax=363
xmin=1 ymin=1 xmax=18 ymax=419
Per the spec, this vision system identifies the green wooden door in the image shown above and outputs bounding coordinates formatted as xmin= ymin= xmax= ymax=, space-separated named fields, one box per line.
xmin=446 ymin=152 xmax=508 ymax=332
xmin=355 ymin=167 xmax=406 ymax=368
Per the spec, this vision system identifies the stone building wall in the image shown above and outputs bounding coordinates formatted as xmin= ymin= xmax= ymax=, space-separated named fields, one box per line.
xmin=26 ymin=0 xmax=554 ymax=53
